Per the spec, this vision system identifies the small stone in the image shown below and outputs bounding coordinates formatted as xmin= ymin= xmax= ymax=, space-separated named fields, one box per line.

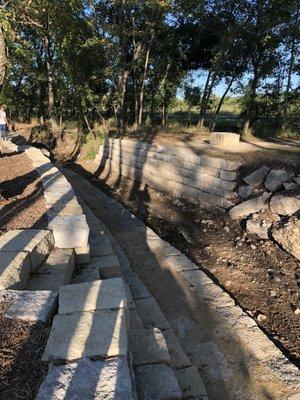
xmin=283 ymin=182 xmax=298 ymax=191
xmin=243 ymin=165 xmax=270 ymax=187
xmin=294 ymin=308 xmax=300 ymax=315
xmin=265 ymin=169 xmax=289 ymax=191
xmin=250 ymin=244 xmax=257 ymax=250
xmin=270 ymin=290 xmax=277 ymax=297
xmin=135 ymin=364 xmax=181 ymax=400
xmin=223 ymin=225 xmax=230 ymax=232
xmin=257 ymin=314 xmax=267 ymax=323
xmin=238 ymin=185 xmax=253 ymax=199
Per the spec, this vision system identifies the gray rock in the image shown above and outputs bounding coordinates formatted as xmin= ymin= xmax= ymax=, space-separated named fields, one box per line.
xmin=269 ymin=194 xmax=300 ymax=216
xmin=283 ymin=182 xmax=298 ymax=191
xmin=135 ymin=364 xmax=181 ymax=400
xmin=5 ymin=290 xmax=57 ymax=323
xmin=229 ymin=192 xmax=271 ymax=220
xmin=272 ymin=217 xmax=300 ymax=260
xmin=265 ymin=169 xmax=289 ymax=191
xmin=238 ymin=185 xmax=253 ymax=200
xmin=246 ymin=210 xmax=280 ymax=239
xmin=36 ymin=357 xmax=133 ymax=400
xmin=294 ymin=176 xmax=300 ymax=185
xmin=243 ymin=165 xmax=270 ymax=187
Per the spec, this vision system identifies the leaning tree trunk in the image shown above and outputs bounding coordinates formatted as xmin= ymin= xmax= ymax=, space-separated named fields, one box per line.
xmin=209 ymin=77 xmax=235 ymax=132
xmin=0 ymin=24 xmax=7 ymax=92
xmin=198 ymin=70 xmax=212 ymax=129
xmin=117 ymin=68 xmax=130 ymax=135
xmin=138 ymin=44 xmax=151 ymax=127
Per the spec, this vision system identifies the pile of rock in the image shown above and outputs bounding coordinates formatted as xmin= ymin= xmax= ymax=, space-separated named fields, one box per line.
xmin=229 ymin=166 xmax=300 ymax=260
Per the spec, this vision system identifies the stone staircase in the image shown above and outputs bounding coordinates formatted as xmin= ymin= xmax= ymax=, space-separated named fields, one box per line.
xmin=64 ymin=188 xmax=209 ymax=399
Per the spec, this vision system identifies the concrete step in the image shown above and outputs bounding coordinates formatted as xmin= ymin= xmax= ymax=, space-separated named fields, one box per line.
xmin=0 ymin=229 xmax=55 ymax=290
xmin=26 ymin=248 xmax=75 ymax=291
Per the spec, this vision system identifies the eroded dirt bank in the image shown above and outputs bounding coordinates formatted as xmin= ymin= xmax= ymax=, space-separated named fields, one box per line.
xmin=69 ymin=161 xmax=300 ymax=367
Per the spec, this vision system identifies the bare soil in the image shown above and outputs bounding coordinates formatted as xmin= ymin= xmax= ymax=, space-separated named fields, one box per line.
xmin=0 ymin=299 xmax=50 ymax=400
xmin=70 ymin=161 xmax=300 ymax=367
xmin=0 ymin=152 xmax=48 ymax=236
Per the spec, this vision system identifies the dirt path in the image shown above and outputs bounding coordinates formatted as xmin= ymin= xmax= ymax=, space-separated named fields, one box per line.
xmin=63 ymin=168 xmax=300 ymax=400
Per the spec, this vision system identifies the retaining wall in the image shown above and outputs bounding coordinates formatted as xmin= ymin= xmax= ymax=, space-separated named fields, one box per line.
xmin=96 ymin=139 xmax=240 ymax=210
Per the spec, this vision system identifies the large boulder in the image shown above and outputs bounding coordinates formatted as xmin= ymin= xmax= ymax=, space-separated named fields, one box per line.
xmin=272 ymin=217 xmax=300 ymax=260
xmin=269 ymin=194 xmax=300 ymax=216
xmin=229 ymin=192 xmax=271 ymax=220
xmin=243 ymin=165 xmax=270 ymax=187
xmin=246 ymin=210 xmax=280 ymax=239
xmin=265 ymin=169 xmax=289 ymax=192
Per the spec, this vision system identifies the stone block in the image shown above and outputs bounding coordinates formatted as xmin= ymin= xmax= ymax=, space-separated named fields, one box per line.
xmin=36 ymin=357 xmax=133 ymax=400
xmin=0 ymin=229 xmax=55 ymax=271
xmin=162 ymin=329 xmax=191 ymax=368
xmin=130 ymin=327 xmax=170 ymax=367
xmin=165 ymin=254 xmax=198 ymax=273
xmin=59 ymin=278 xmax=127 ymax=315
xmin=229 ymin=192 xmax=271 ymax=220
xmin=135 ymin=297 xmax=170 ymax=331
xmin=175 ymin=366 xmax=208 ymax=399
xmin=5 ymin=290 xmax=58 ymax=323
xmin=49 ymin=214 xmax=89 ymax=248
xmin=0 ymin=251 xmax=31 ymax=290
xmin=90 ymin=255 xmax=121 ymax=279
xmin=219 ymin=170 xmax=237 ymax=181
xmin=74 ymin=245 xmax=91 ymax=264
xmin=135 ymin=364 xmax=181 ymax=400
xmin=129 ymin=309 xmax=144 ymax=330
xmin=42 ymin=309 xmax=128 ymax=361
xmin=210 ymin=132 xmax=240 ymax=147
xmin=243 ymin=165 xmax=270 ymax=187
xmin=72 ymin=265 xmax=100 ymax=284
xmin=90 ymin=236 xmax=114 ymax=256
xmin=126 ymin=274 xmax=151 ymax=300
xmin=26 ymin=249 xmax=75 ymax=291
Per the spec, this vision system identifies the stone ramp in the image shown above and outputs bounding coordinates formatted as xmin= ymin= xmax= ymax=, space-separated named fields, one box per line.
xmin=63 ymin=167 xmax=300 ymax=400
xmin=62 ymin=170 xmax=209 ymax=399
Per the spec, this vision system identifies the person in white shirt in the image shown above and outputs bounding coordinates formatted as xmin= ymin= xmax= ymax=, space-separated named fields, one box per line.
xmin=0 ymin=105 xmax=8 ymax=140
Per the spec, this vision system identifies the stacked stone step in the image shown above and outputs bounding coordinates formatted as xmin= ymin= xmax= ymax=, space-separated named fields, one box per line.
xmin=36 ymin=278 xmax=133 ymax=399
xmin=0 ymin=229 xmax=55 ymax=290
xmin=60 ymin=179 xmax=209 ymax=400
xmin=96 ymin=138 xmax=239 ymax=210
xmin=25 ymin=147 xmax=90 ymax=263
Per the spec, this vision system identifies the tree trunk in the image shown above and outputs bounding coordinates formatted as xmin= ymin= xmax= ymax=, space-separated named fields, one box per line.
xmin=44 ymin=30 xmax=59 ymax=136
xmin=209 ymin=77 xmax=235 ymax=132
xmin=133 ymin=67 xmax=139 ymax=128
xmin=138 ymin=45 xmax=151 ymax=127
xmin=0 ymin=23 xmax=8 ymax=92
xmin=117 ymin=68 xmax=130 ymax=135
xmin=197 ymin=70 xmax=212 ymax=129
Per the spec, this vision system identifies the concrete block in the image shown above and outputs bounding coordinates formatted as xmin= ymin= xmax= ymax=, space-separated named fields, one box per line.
xmin=175 ymin=366 xmax=208 ymax=399
xmin=26 ymin=249 xmax=75 ymax=291
xmin=135 ymin=364 xmax=181 ymax=400
xmin=135 ymin=297 xmax=170 ymax=331
xmin=0 ymin=251 xmax=31 ymax=290
xmin=49 ymin=214 xmax=89 ymax=248
xmin=5 ymin=290 xmax=58 ymax=323
xmin=59 ymin=278 xmax=127 ymax=314
xmin=42 ymin=309 xmax=128 ymax=361
xmin=219 ymin=170 xmax=237 ymax=181
xmin=165 ymin=254 xmax=198 ymax=273
xmin=0 ymin=229 xmax=55 ymax=271
xmin=74 ymin=245 xmax=91 ymax=264
xmin=36 ymin=357 xmax=133 ymax=400
xmin=129 ymin=309 xmax=144 ymax=330
xmin=90 ymin=255 xmax=121 ymax=279
xmin=210 ymin=132 xmax=240 ymax=147
xmin=130 ymin=327 xmax=170 ymax=367
xmin=127 ymin=274 xmax=151 ymax=300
